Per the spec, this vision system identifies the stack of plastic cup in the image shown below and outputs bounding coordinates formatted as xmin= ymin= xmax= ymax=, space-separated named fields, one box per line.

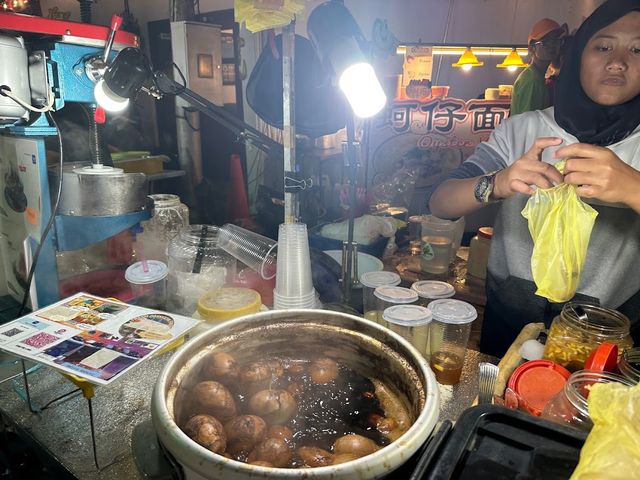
xmin=218 ymin=223 xmax=277 ymax=280
xmin=273 ymin=222 xmax=317 ymax=309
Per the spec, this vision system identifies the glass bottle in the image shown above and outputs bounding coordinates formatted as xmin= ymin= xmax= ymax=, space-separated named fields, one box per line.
xmin=166 ymin=225 xmax=236 ymax=315
xmin=543 ymin=303 xmax=633 ymax=372
xmin=466 ymin=227 xmax=493 ymax=279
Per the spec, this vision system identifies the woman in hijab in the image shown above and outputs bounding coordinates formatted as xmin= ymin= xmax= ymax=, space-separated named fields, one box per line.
xmin=427 ymin=0 xmax=640 ymax=356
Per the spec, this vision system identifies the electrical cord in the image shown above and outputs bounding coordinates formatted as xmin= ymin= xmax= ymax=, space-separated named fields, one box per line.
xmin=0 ymin=85 xmax=55 ymax=113
xmin=16 ymin=111 xmax=64 ymax=318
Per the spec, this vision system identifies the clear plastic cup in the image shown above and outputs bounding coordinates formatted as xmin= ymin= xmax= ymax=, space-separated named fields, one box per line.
xmin=218 ymin=224 xmax=277 ymax=280
xmin=360 ymin=271 xmax=401 ymax=323
xmin=382 ymin=305 xmax=432 ymax=356
xmin=427 ymin=299 xmax=477 ymax=385
xmin=125 ymin=260 xmax=168 ymax=310
xmin=411 ymin=280 xmax=455 ymax=307
xmin=374 ymin=286 xmax=419 ymax=325
xmin=273 ymin=288 xmax=318 ymax=309
xmin=274 ymin=223 xmax=313 ymax=298
xmin=421 ymin=217 xmax=457 ymax=274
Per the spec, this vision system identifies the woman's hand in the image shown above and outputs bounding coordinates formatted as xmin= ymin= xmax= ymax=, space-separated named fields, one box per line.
xmin=493 ymin=137 xmax=565 ymax=199
xmin=556 ymin=143 xmax=640 ymax=210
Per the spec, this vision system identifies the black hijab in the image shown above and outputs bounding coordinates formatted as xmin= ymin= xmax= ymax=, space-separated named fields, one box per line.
xmin=554 ymin=0 xmax=640 ymax=146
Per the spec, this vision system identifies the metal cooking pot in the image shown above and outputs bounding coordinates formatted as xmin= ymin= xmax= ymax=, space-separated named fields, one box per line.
xmin=151 ymin=309 xmax=439 ymax=480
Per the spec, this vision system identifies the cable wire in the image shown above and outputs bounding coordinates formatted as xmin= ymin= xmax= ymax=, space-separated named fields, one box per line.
xmin=0 ymin=85 xmax=54 ymax=113
xmin=16 ymin=111 xmax=64 ymax=318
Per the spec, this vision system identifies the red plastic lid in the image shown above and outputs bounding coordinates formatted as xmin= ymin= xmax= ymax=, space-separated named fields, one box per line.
xmin=584 ymin=342 xmax=618 ymax=373
xmin=507 ymin=360 xmax=571 ymax=416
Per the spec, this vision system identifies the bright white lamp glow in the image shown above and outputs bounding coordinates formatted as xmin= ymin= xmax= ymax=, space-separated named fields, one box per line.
xmin=94 ymin=79 xmax=129 ymax=113
xmin=338 ymin=63 xmax=387 ymax=118
xmin=507 ymin=65 xmax=518 ymax=73
xmin=462 ymin=64 xmax=473 ymax=72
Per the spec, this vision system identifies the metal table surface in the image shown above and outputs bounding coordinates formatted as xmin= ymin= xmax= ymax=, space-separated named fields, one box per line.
xmin=0 ymin=348 xmax=497 ymax=480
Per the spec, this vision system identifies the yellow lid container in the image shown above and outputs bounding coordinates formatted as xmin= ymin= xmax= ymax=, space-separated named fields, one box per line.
xmin=197 ymin=287 xmax=262 ymax=322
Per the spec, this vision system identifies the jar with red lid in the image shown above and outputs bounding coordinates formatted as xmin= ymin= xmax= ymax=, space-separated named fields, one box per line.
xmin=540 ymin=370 xmax=635 ymax=430
xmin=543 ymin=303 xmax=633 ymax=372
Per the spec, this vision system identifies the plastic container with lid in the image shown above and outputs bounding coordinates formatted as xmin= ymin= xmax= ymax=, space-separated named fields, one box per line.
xmin=374 ymin=286 xmax=418 ymax=325
xmin=466 ymin=227 xmax=493 ymax=280
xmin=506 ymin=359 xmax=571 ymax=416
xmin=360 ymin=271 xmax=401 ymax=323
xmin=166 ymin=225 xmax=237 ymax=315
xmin=125 ymin=260 xmax=168 ymax=309
xmin=382 ymin=305 xmax=432 ymax=356
xmin=411 ymin=280 xmax=455 ymax=307
xmin=540 ymin=370 xmax=635 ymax=430
xmin=617 ymin=347 xmax=640 ymax=384
xmin=427 ymin=299 xmax=477 ymax=385
xmin=543 ymin=303 xmax=633 ymax=372
xmin=191 ymin=287 xmax=262 ymax=336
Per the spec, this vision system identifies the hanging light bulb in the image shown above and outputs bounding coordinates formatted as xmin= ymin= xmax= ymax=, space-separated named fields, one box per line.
xmin=497 ymin=48 xmax=527 ymax=72
xmin=452 ymin=48 xmax=483 ymax=70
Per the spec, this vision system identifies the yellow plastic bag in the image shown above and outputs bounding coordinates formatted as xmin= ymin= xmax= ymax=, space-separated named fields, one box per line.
xmin=570 ymin=382 xmax=640 ymax=479
xmin=521 ymin=165 xmax=597 ymax=303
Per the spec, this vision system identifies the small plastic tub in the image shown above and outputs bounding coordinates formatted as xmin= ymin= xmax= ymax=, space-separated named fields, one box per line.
xmin=125 ymin=260 xmax=168 ymax=309
xmin=382 ymin=305 xmax=432 ymax=356
xmin=411 ymin=280 xmax=455 ymax=307
xmin=507 ymin=359 xmax=571 ymax=416
xmin=360 ymin=271 xmax=401 ymax=323
xmin=196 ymin=287 xmax=262 ymax=324
xmin=374 ymin=286 xmax=419 ymax=325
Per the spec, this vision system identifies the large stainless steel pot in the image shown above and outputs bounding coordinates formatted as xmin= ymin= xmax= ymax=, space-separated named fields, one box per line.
xmin=151 ymin=309 xmax=439 ymax=480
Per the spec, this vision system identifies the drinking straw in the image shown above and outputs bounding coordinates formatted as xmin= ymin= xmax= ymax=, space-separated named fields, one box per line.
xmin=192 ymin=225 xmax=209 ymax=274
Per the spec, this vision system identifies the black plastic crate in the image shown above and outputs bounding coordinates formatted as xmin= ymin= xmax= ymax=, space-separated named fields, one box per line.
xmin=412 ymin=404 xmax=588 ymax=480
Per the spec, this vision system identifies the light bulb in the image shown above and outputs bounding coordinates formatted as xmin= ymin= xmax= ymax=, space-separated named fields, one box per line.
xmin=462 ymin=64 xmax=473 ymax=72
xmin=508 ymin=65 xmax=518 ymax=73
xmin=94 ymin=79 xmax=129 ymax=113
xmin=338 ymin=63 xmax=387 ymax=118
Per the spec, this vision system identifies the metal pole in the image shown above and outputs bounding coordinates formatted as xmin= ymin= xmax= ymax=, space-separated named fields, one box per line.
xmin=282 ymin=22 xmax=297 ymax=224
xmin=343 ymin=114 xmax=358 ymax=304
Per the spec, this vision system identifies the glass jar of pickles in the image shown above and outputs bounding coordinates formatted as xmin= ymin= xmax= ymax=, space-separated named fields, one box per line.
xmin=543 ymin=303 xmax=633 ymax=372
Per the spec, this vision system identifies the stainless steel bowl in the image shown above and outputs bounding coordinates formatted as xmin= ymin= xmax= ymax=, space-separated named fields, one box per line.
xmin=152 ymin=309 xmax=439 ymax=480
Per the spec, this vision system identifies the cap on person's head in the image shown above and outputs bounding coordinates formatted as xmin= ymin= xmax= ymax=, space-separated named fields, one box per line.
xmin=528 ymin=18 xmax=562 ymax=44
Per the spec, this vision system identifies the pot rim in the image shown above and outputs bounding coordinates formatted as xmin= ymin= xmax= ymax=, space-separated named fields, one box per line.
xmin=152 ymin=309 xmax=440 ymax=479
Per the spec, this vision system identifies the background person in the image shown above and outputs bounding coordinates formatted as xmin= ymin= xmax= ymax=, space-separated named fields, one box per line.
xmin=510 ymin=18 xmax=567 ymax=115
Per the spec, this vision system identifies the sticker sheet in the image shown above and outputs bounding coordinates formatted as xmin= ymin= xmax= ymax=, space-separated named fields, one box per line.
xmin=0 ymin=293 xmax=199 ymax=385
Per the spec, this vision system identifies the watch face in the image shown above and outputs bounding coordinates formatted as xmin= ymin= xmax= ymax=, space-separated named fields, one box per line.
xmin=474 ymin=175 xmax=492 ymax=203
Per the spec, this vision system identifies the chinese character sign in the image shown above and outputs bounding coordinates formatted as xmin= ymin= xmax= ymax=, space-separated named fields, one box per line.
xmin=369 ymin=97 xmax=510 ymax=191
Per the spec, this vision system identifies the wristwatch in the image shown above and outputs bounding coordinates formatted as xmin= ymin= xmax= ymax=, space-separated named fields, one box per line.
xmin=474 ymin=171 xmax=498 ymax=203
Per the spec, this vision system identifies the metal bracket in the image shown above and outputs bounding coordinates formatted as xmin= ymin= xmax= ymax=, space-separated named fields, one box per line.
xmin=284 ymin=172 xmax=313 ymax=192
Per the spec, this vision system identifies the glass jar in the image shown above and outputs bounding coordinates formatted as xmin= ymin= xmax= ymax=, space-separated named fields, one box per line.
xmin=190 ymin=287 xmax=262 ymax=336
xmin=411 ymin=280 xmax=455 ymax=307
xmin=541 ymin=370 xmax=635 ymax=431
xmin=618 ymin=348 xmax=640 ymax=384
xmin=374 ymin=286 xmax=418 ymax=325
xmin=139 ymin=194 xmax=189 ymax=263
xmin=166 ymin=225 xmax=237 ymax=315
xmin=466 ymin=227 xmax=493 ymax=280
xmin=360 ymin=271 xmax=401 ymax=323
xmin=382 ymin=305 xmax=432 ymax=356
xmin=543 ymin=303 xmax=633 ymax=372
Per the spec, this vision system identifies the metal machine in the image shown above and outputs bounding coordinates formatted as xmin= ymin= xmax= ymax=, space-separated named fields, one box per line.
xmin=0 ymin=12 xmax=150 ymax=309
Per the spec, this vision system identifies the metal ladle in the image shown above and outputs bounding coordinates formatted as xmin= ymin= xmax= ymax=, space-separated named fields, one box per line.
xmin=570 ymin=304 xmax=590 ymax=329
